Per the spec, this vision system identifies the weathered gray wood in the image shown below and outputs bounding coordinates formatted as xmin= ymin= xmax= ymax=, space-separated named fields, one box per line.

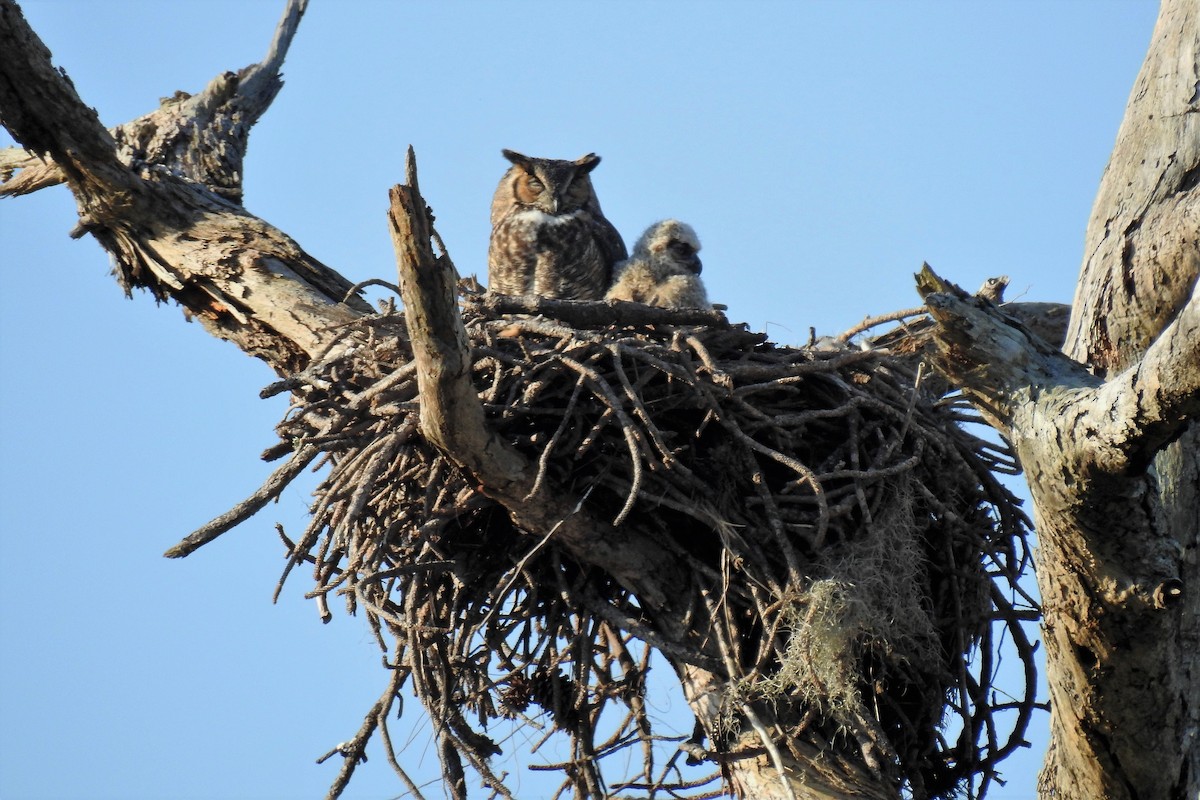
xmin=915 ymin=2 xmax=1199 ymax=793
xmin=1046 ymin=1 xmax=1200 ymax=796
xmin=1066 ymin=0 xmax=1199 ymax=377
xmin=0 ymin=0 xmax=369 ymax=374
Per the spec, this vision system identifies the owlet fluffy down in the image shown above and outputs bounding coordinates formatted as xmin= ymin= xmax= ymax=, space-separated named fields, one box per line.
xmin=606 ymin=219 xmax=709 ymax=309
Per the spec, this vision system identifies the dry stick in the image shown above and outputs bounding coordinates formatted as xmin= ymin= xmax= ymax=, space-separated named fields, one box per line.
xmin=468 ymin=293 xmax=729 ymax=329
xmin=343 ymin=277 xmax=403 ymax=302
xmin=988 ymin=582 xmax=1040 ymax=762
xmin=812 ymin=450 xmax=923 ymax=485
xmin=344 ymin=427 xmax=414 ymax=527
xmin=837 ymin=306 xmax=928 ymax=342
xmin=525 ymin=374 xmax=586 ymax=500
xmin=603 ymin=627 xmax=653 ymax=758
xmin=729 ymin=348 xmax=881 ymax=386
xmin=472 ymin=486 xmax=597 ymax=637
xmin=377 ymin=710 xmax=429 ymax=800
xmin=578 ymin=583 xmax=724 ymax=674
xmin=741 ymin=702 xmax=800 ymax=800
xmin=223 ymin=362 xmax=424 ymax=568
xmin=163 ymin=444 xmax=320 ymax=557
xmin=563 ymin=581 xmax=608 ymax=800
xmin=741 ymin=423 xmax=829 ymax=553
xmin=320 ymin=663 xmax=405 ymax=800
xmin=682 ymin=333 xmax=728 ymax=382
xmin=556 ymin=354 xmax=646 ymax=525
xmin=607 ymin=345 xmax=702 ymax=481
xmin=704 ymin=398 xmax=809 ymax=584
xmin=575 ymin=407 xmax=615 ymax=458
xmin=698 ymin=588 xmax=797 ymax=800
xmin=621 ymin=338 xmax=701 ymax=386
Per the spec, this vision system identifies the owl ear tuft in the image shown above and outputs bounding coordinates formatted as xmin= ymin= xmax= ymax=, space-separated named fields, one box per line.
xmin=501 ymin=149 xmax=531 ymax=168
xmin=574 ymin=153 xmax=601 ymax=173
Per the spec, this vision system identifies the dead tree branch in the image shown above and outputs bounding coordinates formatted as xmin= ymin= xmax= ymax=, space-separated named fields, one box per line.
xmin=0 ymin=0 xmax=368 ymax=373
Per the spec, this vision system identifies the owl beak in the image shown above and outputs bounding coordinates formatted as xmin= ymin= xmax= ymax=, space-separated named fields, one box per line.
xmin=689 ymin=255 xmax=703 ymax=275
xmin=549 ymin=196 xmax=561 ymax=214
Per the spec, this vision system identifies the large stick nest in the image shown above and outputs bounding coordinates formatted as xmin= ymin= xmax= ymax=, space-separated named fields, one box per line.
xmin=202 ymin=292 xmax=1036 ymax=800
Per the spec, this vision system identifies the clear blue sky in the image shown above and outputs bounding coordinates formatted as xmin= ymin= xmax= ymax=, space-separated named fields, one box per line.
xmin=0 ymin=2 xmax=1161 ymax=798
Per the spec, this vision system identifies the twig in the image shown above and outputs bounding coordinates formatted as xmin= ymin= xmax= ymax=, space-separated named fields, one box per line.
xmin=163 ymin=444 xmax=319 ymax=558
xmin=838 ymin=306 xmax=928 ymax=342
xmin=467 ymin=294 xmax=729 ymax=329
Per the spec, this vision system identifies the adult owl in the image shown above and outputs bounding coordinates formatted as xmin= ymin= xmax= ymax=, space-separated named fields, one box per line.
xmin=606 ymin=219 xmax=709 ymax=309
xmin=488 ymin=149 xmax=627 ymax=300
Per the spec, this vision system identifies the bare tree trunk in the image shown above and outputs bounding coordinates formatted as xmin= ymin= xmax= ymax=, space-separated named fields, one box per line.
xmin=1043 ymin=1 xmax=1200 ymax=796
xmin=916 ymin=3 xmax=1199 ymax=798
xmin=675 ymin=666 xmax=896 ymax=800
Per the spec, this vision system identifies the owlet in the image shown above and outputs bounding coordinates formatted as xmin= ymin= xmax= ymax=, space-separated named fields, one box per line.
xmin=607 ymin=220 xmax=709 ymax=309
xmin=488 ymin=149 xmax=627 ymax=300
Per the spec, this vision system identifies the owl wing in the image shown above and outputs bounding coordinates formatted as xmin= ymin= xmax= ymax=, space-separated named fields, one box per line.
xmin=591 ymin=214 xmax=628 ymax=285
xmin=488 ymin=213 xmax=540 ymax=295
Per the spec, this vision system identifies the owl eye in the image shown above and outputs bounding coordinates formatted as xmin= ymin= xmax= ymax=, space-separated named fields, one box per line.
xmin=669 ymin=241 xmax=695 ymax=257
xmin=525 ymin=176 xmax=544 ymax=192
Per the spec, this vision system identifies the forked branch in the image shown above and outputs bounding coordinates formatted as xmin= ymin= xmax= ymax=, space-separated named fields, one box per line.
xmin=0 ymin=0 xmax=369 ymax=372
xmin=916 ymin=263 xmax=1200 ymax=477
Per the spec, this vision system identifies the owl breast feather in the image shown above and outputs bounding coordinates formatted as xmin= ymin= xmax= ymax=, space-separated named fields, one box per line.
xmin=491 ymin=208 xmax=611 ymax=300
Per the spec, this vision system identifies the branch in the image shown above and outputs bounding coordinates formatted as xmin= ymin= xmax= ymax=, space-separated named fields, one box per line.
xmin=469 ymin=293 xmax=730 ymax=329
xmin=1090 ymin=275 xmax=1200 ymax=474
xmin=1066 ymin=0 xmax=1200 ymax=371
xmin=1 ymin=0 xmax=309 ymax=202
xmin=0 ymin=0 xmax=126 ymax=193
xmin=238 ymin=0 xmax=308 ymax=109
xmin=0 ymin=0 xmax=369 ymax=373
xmin=0 ymin=145 xmax=62 ymax=195
xmin=857 ymin=272 xmax=1069 ymax=354
xmin=916 ymin=262 xmax=1200 ymax=476
xmin=388 ymin=147 xmax=694 ymax=619
xmin=914 ymin=265 xmax=1096 ymax=430
xmin=163 ymin=445 xmax=321 ymax=558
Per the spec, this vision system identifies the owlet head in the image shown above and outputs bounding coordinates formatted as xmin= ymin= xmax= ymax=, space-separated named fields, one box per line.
xmin=500 ymin=149 xmax=601 ymax=216
xmin=634 ymin=219 xmax=703 ymax=275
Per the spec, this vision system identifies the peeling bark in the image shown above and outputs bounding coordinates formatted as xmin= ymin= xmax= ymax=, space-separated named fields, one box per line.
xmin=915 ymin=3 xmax=1199 ymax=793
xmin=0 ymin=0 xmax=370 ymax=373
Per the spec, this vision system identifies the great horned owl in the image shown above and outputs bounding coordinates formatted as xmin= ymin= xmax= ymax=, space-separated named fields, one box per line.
xmin=606 ymin=219 xmax=709 ymax=309
xmin=487 ymin=149 xmax=627 ymax=300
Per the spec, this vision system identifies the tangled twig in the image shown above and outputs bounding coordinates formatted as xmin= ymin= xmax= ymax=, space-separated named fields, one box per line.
xmin=174 ymin=292 xmax=1037 ymax=799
